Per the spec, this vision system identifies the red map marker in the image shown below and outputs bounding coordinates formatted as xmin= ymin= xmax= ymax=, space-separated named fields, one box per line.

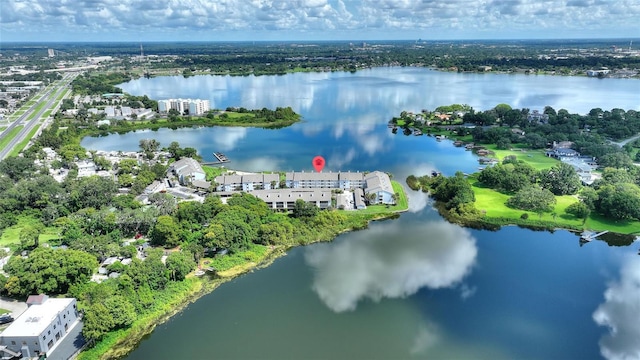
xmin=312 ymin=156 xmax=325 ymax=172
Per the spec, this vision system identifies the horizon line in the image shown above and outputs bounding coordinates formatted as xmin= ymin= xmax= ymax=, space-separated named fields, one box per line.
xmin=2 ymin=37 xmax=640 ymax=45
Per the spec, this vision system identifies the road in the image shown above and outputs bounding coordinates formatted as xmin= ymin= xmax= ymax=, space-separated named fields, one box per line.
xmin=611 ymin=133 xmax=640 ymax=147
xmin=0 ymin=73 xmax=76 ymax=160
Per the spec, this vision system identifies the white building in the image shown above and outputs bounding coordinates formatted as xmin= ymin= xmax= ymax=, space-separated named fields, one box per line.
xmin=170 ymin=157 xmax=206 ymax=185
xmin=215 ymin=170 xmax=395 ymax=206
xmin=0 ymin=295 xmax=79 ymax=359
xmin=364 ymin=171 xmax=395 ymax=205
xmin=158 ymin=98 xmax=210 ymax=116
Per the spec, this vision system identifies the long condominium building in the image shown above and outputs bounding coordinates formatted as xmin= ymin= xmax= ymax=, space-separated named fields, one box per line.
xmin=214 ymin=171 xmax=395 ymax=207
xmin=158 ymin=98 xmax=210 ymax=116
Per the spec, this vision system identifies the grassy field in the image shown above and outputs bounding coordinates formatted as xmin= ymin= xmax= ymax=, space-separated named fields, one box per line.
xmin=0 ymin=125 xmax=23 ymax=150
xmin=483 ymin=144 xmax=559 ymax=170
xmin=9 ymin=125 xmax=41 ymax=157
xmin=206 ymin=243 xmax=269 ymax=272
xmin=469 ymin=180 xmax=640 ymax=233
xmin=202 ymin=165 xmax=227 ymax=181
xmin=0 ymin=215 xmax=61 ymax=248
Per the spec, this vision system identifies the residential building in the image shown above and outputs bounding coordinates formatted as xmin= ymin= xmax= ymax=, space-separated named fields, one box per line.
xmin=364 ymin=171 xmax=395 ymax=205
xmin=339 ymin=171 xmax=365 ymax=189
xmin=158 ymin=98 xmax=210 ymax=116
xmin=215 ymin=174 xmax=242 ymax=192
xmin=214 ymin=170 xmax=395 ymax=207
xmin=527 ymin=110 xmax=549 ymax=124
xmin=0 ymin=295 xmax=79 ymax=358
xmin=286 ymin=171 xmax=339 ymax=189
xmin=354 ymin=188 xmax=367 ymax=209
xmin=76 ymin=160 xmax=97 ymax=177
xmin=250 ymin=189 xmax=332 ymax=210
xmin=169 ymin=158 xmax=206 ymax=185
xmin=241 ymin=173 xmax=279 ymax=191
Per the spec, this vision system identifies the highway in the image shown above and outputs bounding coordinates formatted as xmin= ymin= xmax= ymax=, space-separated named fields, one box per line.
xmin=0 ymin=73 xmax=76 ymax=160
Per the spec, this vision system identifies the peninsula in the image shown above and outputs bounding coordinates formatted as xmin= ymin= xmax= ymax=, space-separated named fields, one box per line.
xmin=397 ymin=105 xmax=640 ymax=236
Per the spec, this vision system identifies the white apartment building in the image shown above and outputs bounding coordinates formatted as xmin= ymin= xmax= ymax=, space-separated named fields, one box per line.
xmin=158 ymin=98 xmax=210 ymax=116
xmin=0 ymin=295 xmax=79 ymax=358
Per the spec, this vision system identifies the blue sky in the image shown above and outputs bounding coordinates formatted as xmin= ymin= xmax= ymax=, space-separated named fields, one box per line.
xmin=2 ymin=0 xmax=639 ymax=42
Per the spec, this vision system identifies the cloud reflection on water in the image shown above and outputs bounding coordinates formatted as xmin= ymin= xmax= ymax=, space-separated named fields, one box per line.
xmin=209 ymin=126 xmax=247 ymax=151
xmin=593 ymin=256 xmax=640 ymax=360
xmin=304 ymin=220 xmax=477 ymax=313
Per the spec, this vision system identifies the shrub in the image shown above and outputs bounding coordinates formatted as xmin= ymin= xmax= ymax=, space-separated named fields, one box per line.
xmin=520 ymin=213 xmax=529 ymax=219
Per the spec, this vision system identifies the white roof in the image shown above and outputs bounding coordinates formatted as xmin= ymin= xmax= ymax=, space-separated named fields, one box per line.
xmin=1 ymin=298 xmax=75 ymax=337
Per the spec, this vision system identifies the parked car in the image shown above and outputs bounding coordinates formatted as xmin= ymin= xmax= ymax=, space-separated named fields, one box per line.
xmin=0 ymin=314 xmax=14 ymax=324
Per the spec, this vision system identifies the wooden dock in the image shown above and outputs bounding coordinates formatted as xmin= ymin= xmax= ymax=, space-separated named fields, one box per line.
xmin=580 ymin=230 xmax=609 ymax=242
xmin=202 ymin=152 xmax=231 ymax=166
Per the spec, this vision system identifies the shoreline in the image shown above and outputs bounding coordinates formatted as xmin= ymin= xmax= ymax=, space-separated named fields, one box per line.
xmin=79 ymin=190 xmax=408 ymax=359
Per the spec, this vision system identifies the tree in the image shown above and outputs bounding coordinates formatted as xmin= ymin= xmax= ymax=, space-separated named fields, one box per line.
xmin=148 ymin=192 xmax=177 ymax=215
xmin=579 ymin=187 xmax=599 ymax=210
xmin=598 ymin=152 xmax=633 ymax=169
xmin=139 ymin=139 xmax=161 ymax=153
xmin=0 ymin=156 xmax=36 ymax=181
xmin=166 ymin=251 xmax=196 ymax=281
xmin=150 ymin=215 xmax=181 ymax=248
xmin=431 ymin=172 xmax=475 ymax=209
xmin=507 ymin=186 xmax=556 ymax=213
xmin=595 ymin=183 xmax=640 ymax=220
xmin=3 ymin=247 xmax=98 ymax=297
xmin=19 ymin=225 xmax=41 ymax=250
xmin=293 ymin=199 xmax=319 ymax=218
xmin=82 ymin=303 xmax=114 ymax=344
xmin=539 ymin=163 xmax=581 ymax=195
xmin=565 ymin=202 xmax=590 ymax=219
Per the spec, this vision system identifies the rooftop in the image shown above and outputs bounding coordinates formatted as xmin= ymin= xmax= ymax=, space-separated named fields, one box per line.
xmin=2 ymin=298 xmax=75 ymax=337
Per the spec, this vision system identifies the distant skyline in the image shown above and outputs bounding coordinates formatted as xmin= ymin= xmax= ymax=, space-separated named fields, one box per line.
xmin=2 ymin=0 xmax=639 ymax=43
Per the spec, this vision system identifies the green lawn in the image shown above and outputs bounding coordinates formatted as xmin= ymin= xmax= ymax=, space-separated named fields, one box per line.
xmin=0 ymin=215 xmax=61 ymax=248
xmin=483 ymin=145 xmax=558 ymax=170
xmin=0 ymin=125 xmax=23 ymax=151
xmin=202 ymin=165 xmax=227 ymax=181
xmin=0 ymin=308 xmax=9 ymax=315
xmin=223 ymin=112 xmax=256 ymax=119
xmin=470 ymin=180 xmax=640 ymax=233
xmin=9 ymin=125 xmax=40 ymax=157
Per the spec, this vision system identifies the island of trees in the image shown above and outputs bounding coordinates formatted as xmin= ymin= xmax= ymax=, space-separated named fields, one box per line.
xmin=403 ymin=104 xmax=640 ymax=236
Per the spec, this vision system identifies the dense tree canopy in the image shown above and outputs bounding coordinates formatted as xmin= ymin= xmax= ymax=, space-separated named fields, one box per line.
xmin=3 ymin=247 xmax=98 ymax=297
xmin=539 ymin=163 xmax=581 ymax=195
xmin=506 ymin=187 xmax=557 ymax=213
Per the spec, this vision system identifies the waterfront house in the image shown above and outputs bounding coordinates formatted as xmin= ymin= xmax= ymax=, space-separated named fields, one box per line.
xmin=169 ymin=157 xmax=206 ymax=185
xmin=364 ymin=171 xmax=395 ymax=205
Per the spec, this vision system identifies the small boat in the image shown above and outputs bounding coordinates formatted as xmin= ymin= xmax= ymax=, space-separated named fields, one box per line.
xmin=413 ymin=129 xmax=423 ymax=136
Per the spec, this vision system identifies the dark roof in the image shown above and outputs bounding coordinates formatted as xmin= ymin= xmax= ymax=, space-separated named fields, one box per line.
xmin=26 ymin=294 xmax=48 ymax=306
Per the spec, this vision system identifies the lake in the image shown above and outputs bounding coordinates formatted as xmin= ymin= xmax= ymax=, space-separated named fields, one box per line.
xmin=81 ymin=68 xmax=640 ymax=359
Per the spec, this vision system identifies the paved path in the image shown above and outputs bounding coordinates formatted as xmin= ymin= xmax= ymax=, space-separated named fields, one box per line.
xmin=0 ymin=296 xmax=27 ymax=317
xmin=611 ymin=133 xmax=640 ymax=147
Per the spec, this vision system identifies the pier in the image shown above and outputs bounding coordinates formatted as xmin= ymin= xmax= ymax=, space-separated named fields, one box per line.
xmin=202 ymin=152 xmax=231 ymax=166
xmin=580 ymin=230 xmax=609 ymax=242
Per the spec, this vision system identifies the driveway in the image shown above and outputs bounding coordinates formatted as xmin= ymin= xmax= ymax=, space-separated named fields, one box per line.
xmin=0 ymin=296 xmax=27 ymax=317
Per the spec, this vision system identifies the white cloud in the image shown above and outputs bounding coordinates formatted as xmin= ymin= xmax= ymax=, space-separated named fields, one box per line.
xmin=2 ymin=0 xmax=639 ymax=40
xmin=593 ymin=256 xmax=640 ymax=360
xmin=304 ymin=219 xmax=477 ymax=312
